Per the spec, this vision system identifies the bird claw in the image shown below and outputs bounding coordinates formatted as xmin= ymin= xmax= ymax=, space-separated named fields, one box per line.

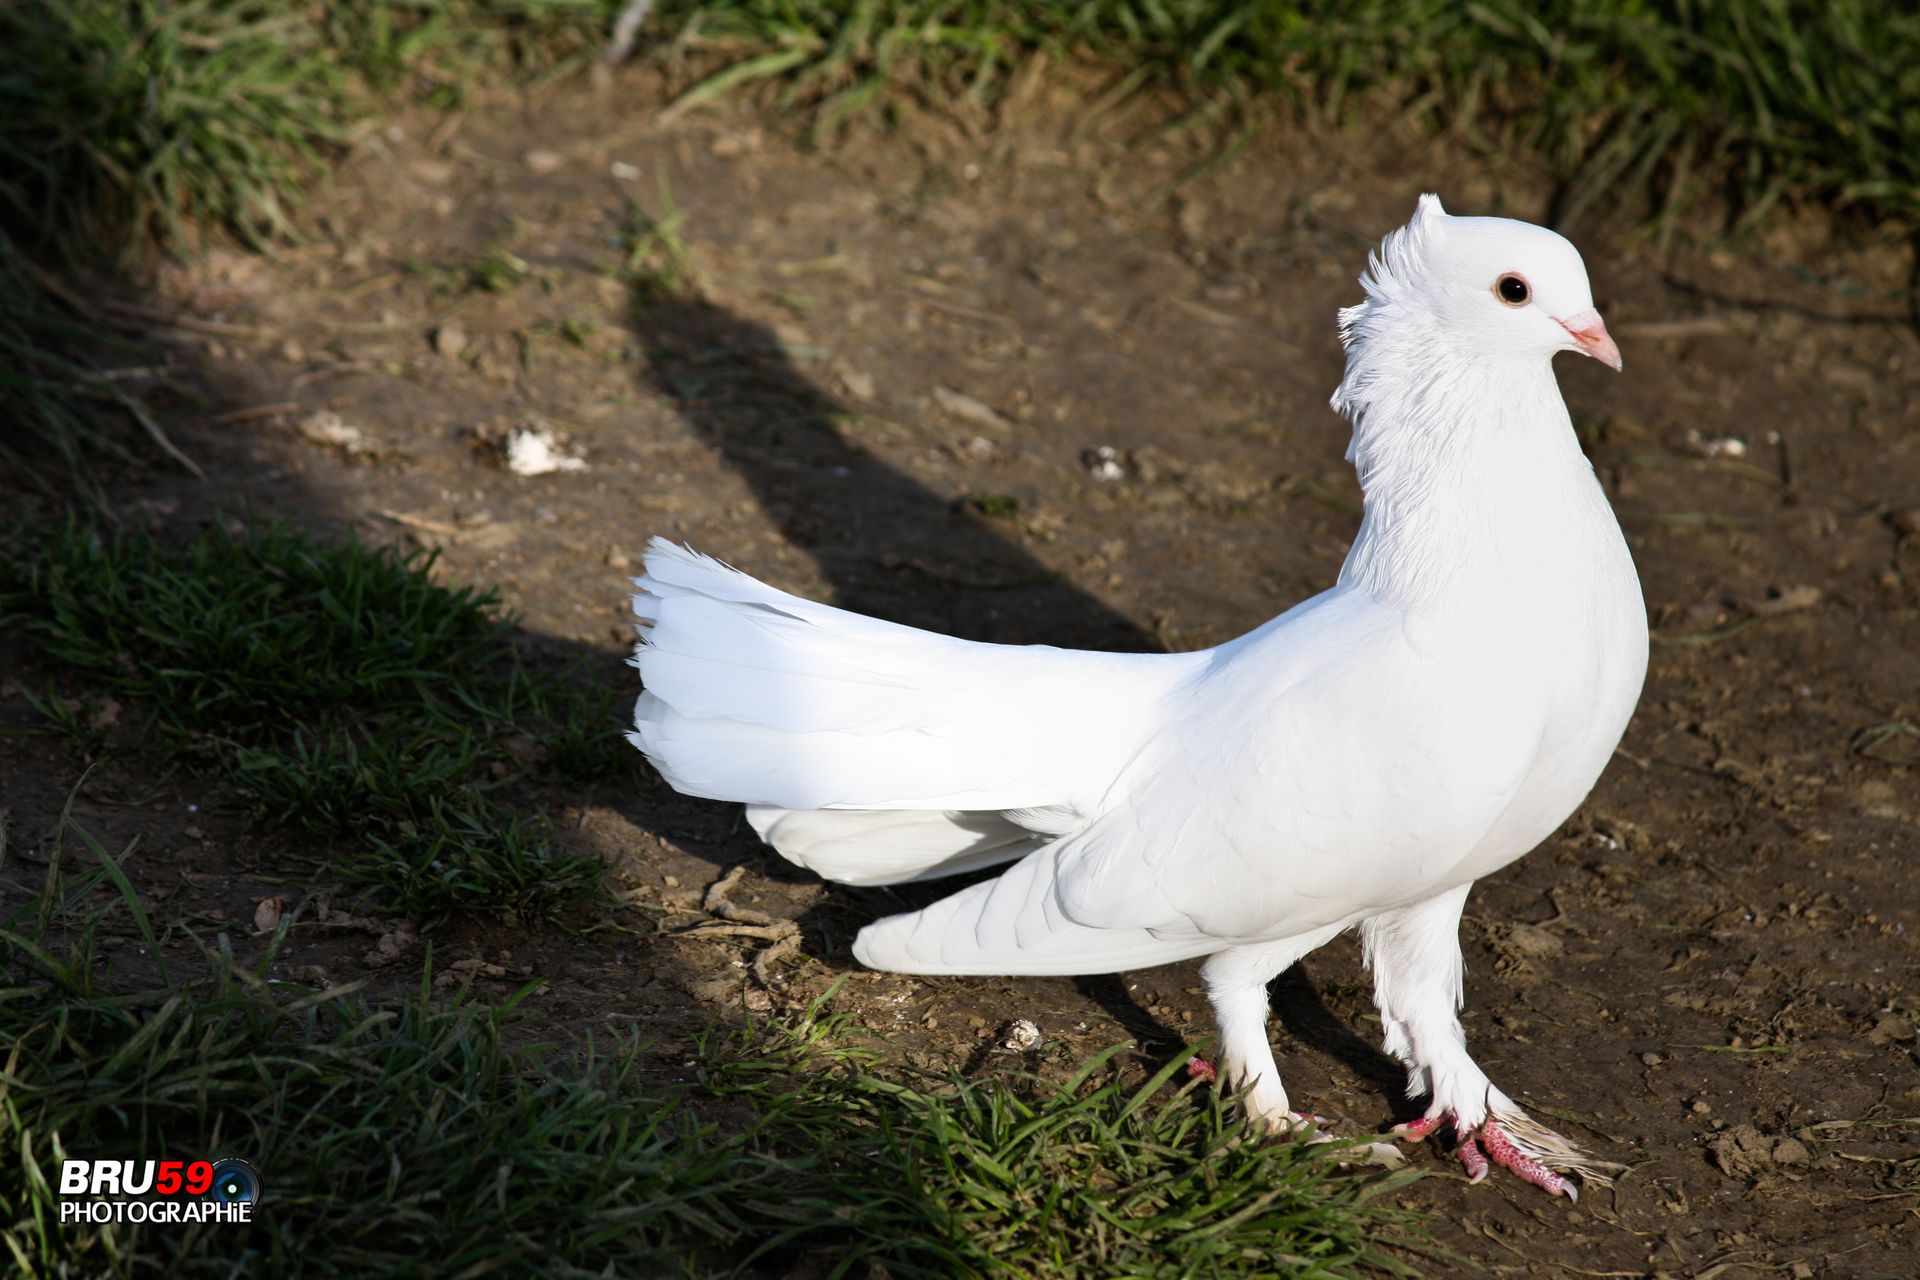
xmin=1390 ymin=1113 xmax=1446 ymax=1143
xmin=1392 ymin=1110 xmax=1578 ymax=1199
xmin=1457 ymin=1131 xmax=1491 ymax=1184
xmin=1476 ymin=1117 xmax=1577 ymax=1200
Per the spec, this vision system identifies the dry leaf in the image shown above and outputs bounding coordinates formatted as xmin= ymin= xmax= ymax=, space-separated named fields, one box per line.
xmin=253 ymin=896 xmax=289 ymax=934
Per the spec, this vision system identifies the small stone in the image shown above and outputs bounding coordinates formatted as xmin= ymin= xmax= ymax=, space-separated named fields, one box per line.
xmin=932 ymin=385 xmax=1011 ymax=433
xmin=1866 ymin=1013 xmax=1915 ymax=1045
xmin=743 ymin=988 xmax=772 ymax=1014
xmin=709 ymin=128 xmax=763 ymax=158
xmin=297 ymin=410 xmax=370 ymax=453
xmin=1641 ymin=1052 xmax=1664 ymax=1067
xmin=364 ymin=923 xmax=419 ymax=967
xmin=1505 ymin=923 xmax=1564 ymax=956
xmin=1750 ymin=584 xmax=1822 ymax=616
xmin=433 ymin=324 xmax=467 ymax=358
xmin=524 ymin=148 xmax=563 ymax=174
xmin=997 ymin=1018 xmax=1042 ymax=1052
xmin=1771 ymin=1137 xmax=1811 ymax=1165
xmin=1082 ymin=445 xmax=1126 ymax=482
xmin=1708 ymin=1124 xmax=1770 ymax=1179
xmin=183 ymin=826 xmax=205 ymax=840
xmin=839 ymin=369 xmax=876 ymax=401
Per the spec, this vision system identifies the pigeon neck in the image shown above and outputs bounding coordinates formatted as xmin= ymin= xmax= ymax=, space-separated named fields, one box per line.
xmin=1335 ymin=350 xmax=1596 ymax=610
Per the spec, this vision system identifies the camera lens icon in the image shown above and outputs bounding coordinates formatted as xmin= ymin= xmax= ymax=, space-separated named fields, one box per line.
xmin=207 ymin=1158 xmax=261 ymax=1206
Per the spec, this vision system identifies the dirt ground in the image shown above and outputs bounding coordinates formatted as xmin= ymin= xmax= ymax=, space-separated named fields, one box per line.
xmin=4 ymin=72 xmax=1919 ymax=1277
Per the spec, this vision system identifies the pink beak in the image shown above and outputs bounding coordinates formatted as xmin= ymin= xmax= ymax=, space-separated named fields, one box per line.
xmin=1558 ymin=309 xmax=1622 ymax=371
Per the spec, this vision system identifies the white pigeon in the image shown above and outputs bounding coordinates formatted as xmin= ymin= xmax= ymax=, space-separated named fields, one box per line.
xmin=629 ymin=194 xmax=1647 ymax=1198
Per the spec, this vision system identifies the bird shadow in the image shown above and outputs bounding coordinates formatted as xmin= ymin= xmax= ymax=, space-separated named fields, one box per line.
xmin=623 ymin=292 xmax=1151 ymax=649
xmin=1268 ymin=963 xmax=1417 ymax=1123
xmin=621 ymin=290 xmax=1426 ymax=1103
xmin=625 ymin=287 xmax=1188 ymax=1042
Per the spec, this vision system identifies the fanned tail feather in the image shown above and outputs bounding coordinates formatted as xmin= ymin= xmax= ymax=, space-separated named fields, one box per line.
xmin=629 ymin=537 xmax=1194 ymax=814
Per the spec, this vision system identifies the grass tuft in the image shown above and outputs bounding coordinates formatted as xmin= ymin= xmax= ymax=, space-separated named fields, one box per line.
xmin=655 ymin=0 xmax=1920 ymax=231
xmin=3 ymin=867 xmax=1422 ymax=1278
xmin=4 ymin=520 xmax=625 ymax=918
xmin=0 ymin=0 xmax=348 ymax=255
xmin=702 ymin=1002 xmax=1425 ymax=1278
xmin=6 ymin=1 xmax=1916 ymax=487
xmin=2 ymin=880 xmax=755 ymax=1277
xmin=619 ymin=177 xmax=698 ymax=302
xmin=10 ymin=520 xmax=502 ymax=739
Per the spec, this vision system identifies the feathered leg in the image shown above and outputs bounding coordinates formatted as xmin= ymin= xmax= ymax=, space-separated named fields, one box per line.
xmin=1201 ymin=927 xmax=1344 ymax=1132
xmin=1361 ymin=884 xmax=1612 ymax=1199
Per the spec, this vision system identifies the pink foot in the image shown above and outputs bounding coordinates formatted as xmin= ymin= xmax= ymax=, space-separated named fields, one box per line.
xmin=1391 ymin=1113 xmax=1446 ymax=1143
xmin=1391 ymin=1110 xmax=1577 ymax=1199
xmin=1478 ymin=1118 xmax=1576 ymax=1199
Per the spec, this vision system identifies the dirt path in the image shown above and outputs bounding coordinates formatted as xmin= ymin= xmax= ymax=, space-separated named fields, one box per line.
xmin=8 ymin=78 xmax=1920 ymax=1276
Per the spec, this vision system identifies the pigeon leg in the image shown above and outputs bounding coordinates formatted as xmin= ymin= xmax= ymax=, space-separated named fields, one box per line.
xmin=1202 ymin=948 xmax=1293 ymax=1129
xmin=1201 ymin=928 xmax=1343 ymax=1133
xmin=1361 ymin=885 xmax=1604 ymax=1198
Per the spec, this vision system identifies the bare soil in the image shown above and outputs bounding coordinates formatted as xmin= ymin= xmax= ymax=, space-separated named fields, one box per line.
xmin=5 ymin=74 xmax=1919 ymax=1278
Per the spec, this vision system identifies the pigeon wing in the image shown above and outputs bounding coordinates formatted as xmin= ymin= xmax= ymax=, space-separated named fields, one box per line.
xmin=855 ymin=591 xmax=1546 ymax=973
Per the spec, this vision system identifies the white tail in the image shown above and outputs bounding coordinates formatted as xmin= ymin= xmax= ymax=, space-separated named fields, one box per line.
xmin=629 ymin=539 xmax=1196 ymax=818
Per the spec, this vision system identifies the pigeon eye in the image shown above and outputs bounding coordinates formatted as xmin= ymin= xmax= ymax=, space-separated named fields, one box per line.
xmin=1495 ymin=273 xmax=1531 ymax=306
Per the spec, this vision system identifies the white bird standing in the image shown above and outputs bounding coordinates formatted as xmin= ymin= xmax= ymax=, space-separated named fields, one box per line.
xmin=629 ymin=195 xmax=1647 ymax=1197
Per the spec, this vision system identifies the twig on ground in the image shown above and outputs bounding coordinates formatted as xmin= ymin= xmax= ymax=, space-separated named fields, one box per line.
xmin=677 ymin=864 xmax=802 ymax=983
xmin=95 ymin=382 xmax=205 ymax=478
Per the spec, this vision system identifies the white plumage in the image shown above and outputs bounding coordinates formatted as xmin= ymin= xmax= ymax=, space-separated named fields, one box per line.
xmin=629 ymin=195 xmax=1647 ymax=1197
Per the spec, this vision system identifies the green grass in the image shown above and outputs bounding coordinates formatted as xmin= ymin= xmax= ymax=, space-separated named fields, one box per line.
xmin=10 ymin=1 xmax=1916 ymax=258
xmin=703 ymin=1013 xmax=1424 ymax=1278
xmin=2 ymin=519 xmax=630 ymax=918
xmin=619 ymin=178 xmax=698 ymax=302
xmin=2 ymin=859 xmax=1421 ymax=1278
xmin=1 ymin=860 xmax=756 ymax=1278
xmin=0 ymin=0 xmax=620 ymax=489
xmin=0 ymin=245 xmax=141 ymax=500
xmin=660 ymin=0 xmax=1920 ymax=232
xmin=5 ymin=1 xmax=1916 ymax=488
xmin=0 ymin=0 xmax=617 ymax=258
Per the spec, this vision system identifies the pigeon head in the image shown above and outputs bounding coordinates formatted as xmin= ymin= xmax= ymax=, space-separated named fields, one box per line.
xmin=1335 ymin=195 xmax=1620 ymax=421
